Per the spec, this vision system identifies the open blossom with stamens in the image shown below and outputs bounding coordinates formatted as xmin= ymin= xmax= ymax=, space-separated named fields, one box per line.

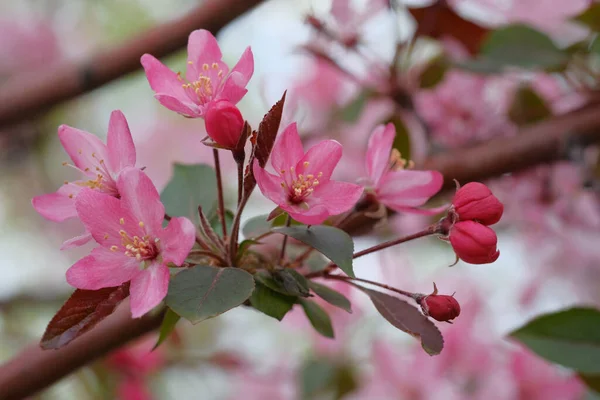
xmin=253 ymin=123 xmax=363 ymax=225
xmin=66 ymin=168 xmax=195 ymax=318
xmin=32 ymin=110 xmax=137 ymax=249
xmin=365 ymin=123 xmax=443 ymax=214
xmin=141 ymin=29 xmax=253 ymax=118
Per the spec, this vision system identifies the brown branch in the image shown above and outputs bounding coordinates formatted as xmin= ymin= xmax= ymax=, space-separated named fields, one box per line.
xmin=0 ymin=0 xmax=265 ymax=130
xmin=2 ymin=101 xmax=600 ymax=399
xmin=0 ymin=301 xmax=164 ymax=400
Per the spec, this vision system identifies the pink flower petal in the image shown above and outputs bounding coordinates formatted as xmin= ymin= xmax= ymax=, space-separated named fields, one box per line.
xmin=75 ymin=188 xmax=130 ymax=248
xmin=107 ymin=110 xmax=136 ymax=172
xmin=186 ymin=29 xmax=224 ymax=81
xmin=58 ymin=125 xmax=108 ymax=175
xmin=297 ymin=139 xmax=342 ymax=183
xmin=60 ymin=230 xmax=93 ymax=250
xmin=270 ymin=123 xmax=304 ymax=174
xmin=32 ymin=184 xmax=79 ymax=222
xmin=285 ymin=204 xmax=330 ymax=225
xmin=117 ymin=168 xmax=165 ymax=236
xmin=310 ymin=180 xmax=363 ymax=215
xmin=391 ymin=203 xmax=449 ymax=216
xmin=377 ymin=170 xmax=443 ymax=210
xmin=366 ymin=124 xmax=395 ymax=185
xmin=229 ymin=46 xmax=254 ymax=87
xmin=140 ymin=54 xmax=189 ymax=103
xmin=129 ymin=261 xmax=170 ymax=318
xmin=253 ymin=160 xmax=288 ymax=206
xmin=66 ymin=247 xmax=140 ymax=290
xmin=158 ymin=216 xmax=195 ymax=266
xmin=154 ymin=94 xmax=200 ymax=117
xmin=219 ymin=71 xmax=249 ymax=105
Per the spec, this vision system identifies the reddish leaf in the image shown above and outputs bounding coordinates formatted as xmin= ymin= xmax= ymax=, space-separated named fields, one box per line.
xmin=356 ymin=285 xmax=444 ymax=355
xmin=243 ymin=91 xmax=287 ymax=198
xmin=255 ymin=91 xmax=287 ymax=167
xmin=409 ymin=1 xmax=488 ymax=55
xmin=40 ymin=283 xmax=130 ymax=350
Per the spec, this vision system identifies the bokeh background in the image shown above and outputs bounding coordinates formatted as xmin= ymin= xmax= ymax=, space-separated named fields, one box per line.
xmin=1 ymin=0 xmax=599 ymax=399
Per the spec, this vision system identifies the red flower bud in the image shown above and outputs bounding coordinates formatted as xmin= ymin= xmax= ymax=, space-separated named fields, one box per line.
xmin=419 ymin=283 xmax=460 ymax=322
xmin=449 ymin=220 xmax=500 ymax=264
xmin=452 ymin=182 xmax=503 ymax=226
xmin=204 ymin=99 xmax=244 ymax=148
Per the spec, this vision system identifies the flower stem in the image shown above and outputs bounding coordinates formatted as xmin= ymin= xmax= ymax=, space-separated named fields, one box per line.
xmin=213 ymin=149 xmax=228 ymax=239
xmin=305 ymin=225 xmax=437 ymax=279
xmin=352 ymin=225 xmax=436 ymax=259
xmin=228 ymin=194 xmax=250 ymax=267
xmin=324 ymin=274 xmax=415 ymax=299
xmin=279 ymin=215 xmax=292 ymax=264
xmin=236 ymin=159 xmax=244 ymax=206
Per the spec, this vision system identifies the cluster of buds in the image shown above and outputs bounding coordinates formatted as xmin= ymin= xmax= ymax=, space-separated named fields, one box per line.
xmin=439 ymin=182 xmax=504 ymax=264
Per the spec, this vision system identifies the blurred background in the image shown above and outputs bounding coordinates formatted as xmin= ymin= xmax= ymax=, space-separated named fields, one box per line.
xmin=1 ymin=0 xmax=599 ymax=398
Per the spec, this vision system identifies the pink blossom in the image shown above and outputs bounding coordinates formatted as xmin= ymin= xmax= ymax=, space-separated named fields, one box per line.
xmin=116 ymin=379 xmax=153 ymax=400
xmin=509 ymin=348 xmax=584 ymax=400
xmin=365 ymin=123 xmax=443 ymax=214
xmin=32 ymin=110 xmax=137 ymax=249
xmin=452 ymin=182 xmax=504 ymax=225
xmin=66 ymin=168 xmax=195 ymax=318
xmin=253 ymin=122 xmax=363 ymax=225
xmin=141 ymin=29 xmax=253 ymax=118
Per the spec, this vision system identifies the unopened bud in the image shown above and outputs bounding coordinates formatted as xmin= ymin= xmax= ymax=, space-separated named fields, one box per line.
xmin=418 ymin=283 xmax=460 ymax=322
xmin=204 ymin=99 xmax=244 ymax=149
xmin=449 ymin=220 xmax=500 ymax=264
xmin=452 ymin=182 xmax=503 ymax=226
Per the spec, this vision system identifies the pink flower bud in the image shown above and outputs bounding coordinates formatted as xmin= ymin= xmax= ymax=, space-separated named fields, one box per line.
xmin=419 ymin=283 xmax=461 ymax=322
xmin=452 ymin=182 xmax=503 ymax=226
xmin=204 ymin=99 xmax=244 ymax=148
xmin=449 ymin=220 xmax=500 ymax=264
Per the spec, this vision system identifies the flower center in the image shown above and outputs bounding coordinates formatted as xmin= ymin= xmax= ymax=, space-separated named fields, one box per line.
xmin=63 ymin=152 xmax=118 ymax=197
xmin=110 ymin=219 xmax=159 ymax=262
xmin=280 ymin=162 xmax=323 ymax=205
xmin=180 ymin=62 xmax=224 ymax=105
xmin=388 ymin=148 xmax=414 ymax=171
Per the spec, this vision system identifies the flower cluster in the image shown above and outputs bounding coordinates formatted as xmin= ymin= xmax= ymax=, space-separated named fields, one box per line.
xmin=444 ymin=182 xmax=504 ymax=264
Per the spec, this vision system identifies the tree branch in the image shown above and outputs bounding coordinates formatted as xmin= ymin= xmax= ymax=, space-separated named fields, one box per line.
xmin=2 ymin=99 xmax=600 ymax=399
xmin=0 ymin=0 xmax=265 ymax=130
xmin=0 ymin=301 xmax=163 ymax=400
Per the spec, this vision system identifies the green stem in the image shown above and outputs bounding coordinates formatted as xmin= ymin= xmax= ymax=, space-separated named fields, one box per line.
xmin=213 ymin=149 xmax=228 ymax=240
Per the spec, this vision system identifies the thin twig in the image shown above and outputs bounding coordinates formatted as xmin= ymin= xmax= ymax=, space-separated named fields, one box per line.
xmin=352 ymin=225 xmax=437 ymax=259
xmin=213 ymin=149 xmax=228 ymax=239
xmin=278 ymin=215 xmax=292 ymax=264
xmin=324 ymin=274 xmax=415 ymax=299
xmin=236 ymin=160 xmax=244 ymax=206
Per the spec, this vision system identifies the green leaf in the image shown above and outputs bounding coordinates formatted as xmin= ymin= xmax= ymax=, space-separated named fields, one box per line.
xmin=237 ymin=239 xmax=259 ymax=260
xmin=301 ymin=359 xmax=336 ymax=399
xmin=273 ymin=226 xmax=355 ymax=277
xmin=580 ymin=373 xmax=600 ymax=394
xmin=272 ymin=269 xmax=310 ymax=297
xmin=254 ymin=270 xmax=310 ymax=298
xmin=356 ymin=285 xmax=444 ymax=355
xmin=166 ymin=265 xmax=255 ymax=324
xmin=508 ymin=85 xmax=552 ymax=126
xmin=510 ymin=307 xmax=600 ymax=374
xmin=573 ymin=5 xmax=600 ymax=32
xmin=249 ymin=282 xmax=296 ymax=321
xmin=419 ymin=56 xmax=448 ymax=89
xmin=209 ymin=209 xmax=234 ymax=238
xmin=242 ymin=213 xmax=300 ymax=238
xmin=300 ymin=358 xmax=358 ymax=400
xmin=153 ymin=308 xmax=181 ymax=350
xmin=309 ymin=281 xmax=352 ymax=313
xmin=388 ymin=115 xmax=411 ymax=161
xmin=591 ymin=37 xmax=600 ymax=56
xmin=299 ymin=299 xmax=334 ymax=338
xmin=460 ymin=24 xmax=569 ymax=73
xmin=160 ymin=164 xmax=217 ymax=222
xmin=338 ymin=90 xmax=373 ymax=122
